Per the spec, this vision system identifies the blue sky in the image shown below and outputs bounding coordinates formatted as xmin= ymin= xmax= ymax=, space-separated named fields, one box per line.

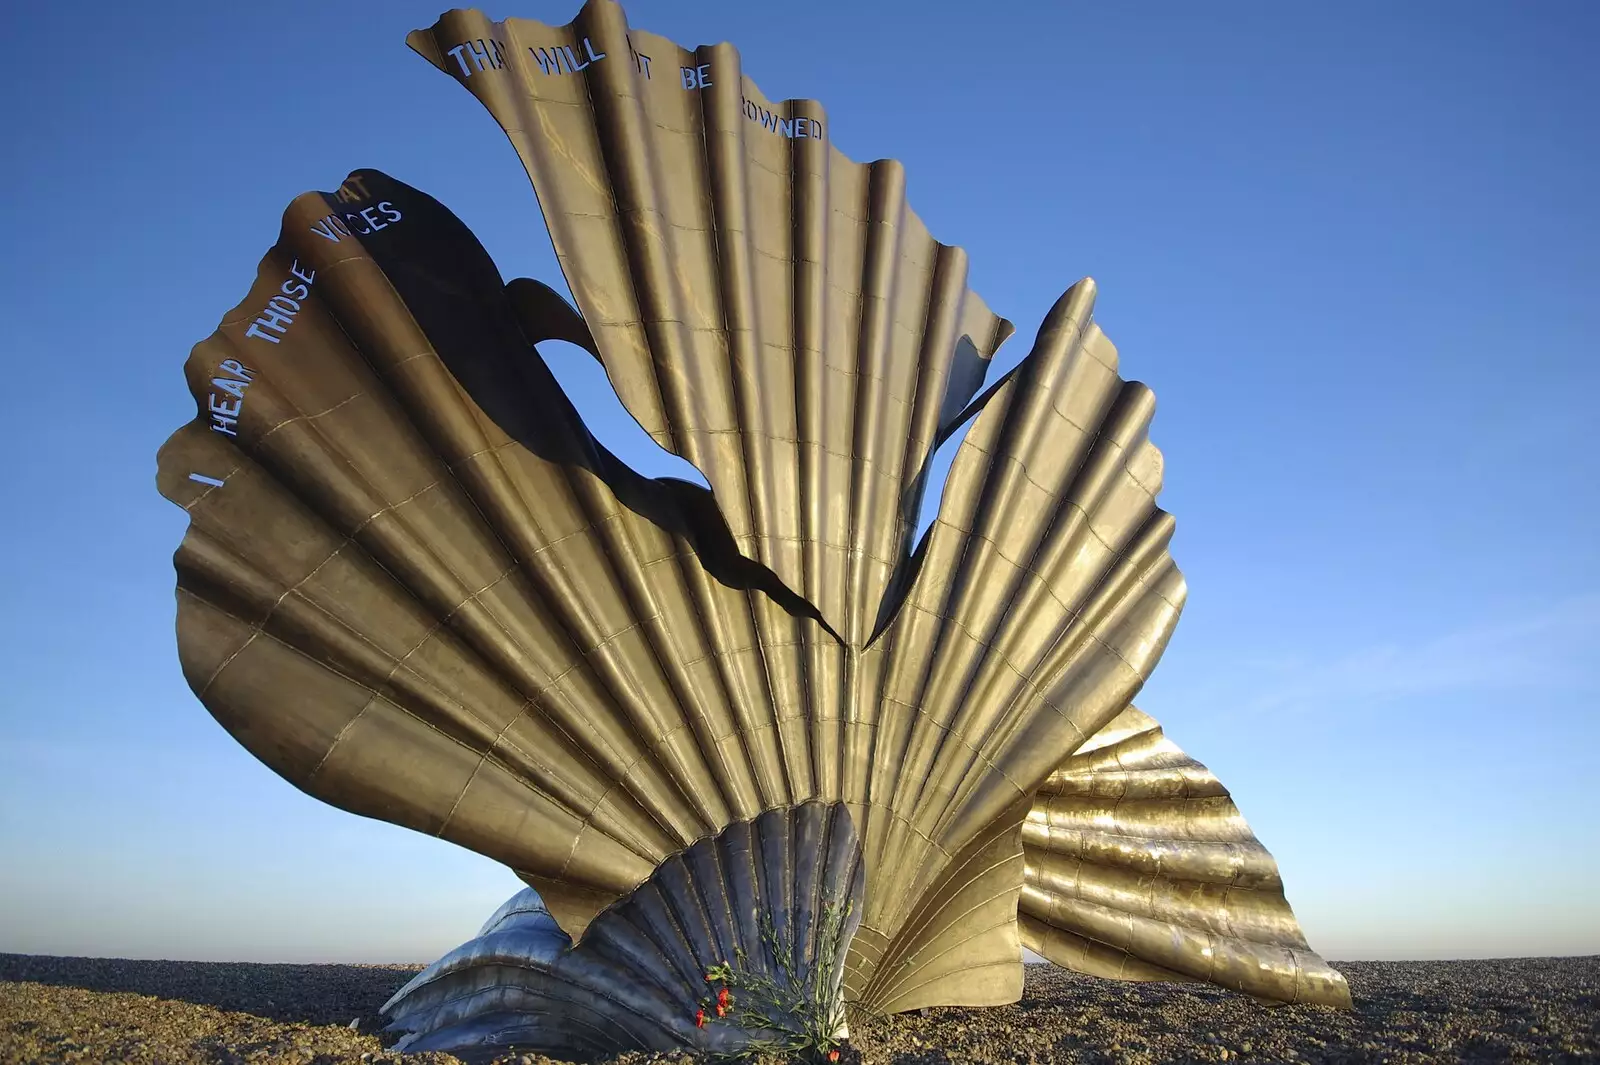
xmin=2 ymin=0 xmax=1596 ymax=965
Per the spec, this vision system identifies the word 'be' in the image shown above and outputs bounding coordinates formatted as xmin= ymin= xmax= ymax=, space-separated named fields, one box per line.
xmin=440 ymin=35 xmax=818 ymax=139
xmin=207 ymin=360 xmax=256 ymax=437
xmin=245 ymin=261 xmax=316 ymax=347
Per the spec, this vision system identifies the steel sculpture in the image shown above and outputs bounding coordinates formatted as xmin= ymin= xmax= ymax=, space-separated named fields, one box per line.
xmin=156 ymin=2 xmax=1349 ymax=1058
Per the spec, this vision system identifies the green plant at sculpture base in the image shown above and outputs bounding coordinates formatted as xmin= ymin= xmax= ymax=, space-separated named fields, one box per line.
xmin=697 ymin=898 xmax=854 ymax=1063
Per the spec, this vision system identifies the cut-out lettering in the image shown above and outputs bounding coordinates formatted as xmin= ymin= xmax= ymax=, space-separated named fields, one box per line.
xmin=206 ymin=358 xmax=258 ymax=436
xmin=334 ymin=174 xmax=371 ymax=204
xmin=530 ymin=37 xmax=606 ymax=75
xmin=309 ymin=214 xmax=352 ymax=243
xmin=309 ymin=202 xmax=404 ymax=242
xmin=212 ymin=376 xmax=247 ymax=400
xmin=626 ymin=35 xmax=652 ymax=79
xmin=244 ymin=261 xmax=315 ymax=345
xmin=448 ymin=37 xmax=508 ymax=77
xmin=741 ymin=97 xmax=823 ymax=140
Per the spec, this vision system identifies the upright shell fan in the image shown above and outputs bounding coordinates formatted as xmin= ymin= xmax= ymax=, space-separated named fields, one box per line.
xmin=405 ymin=1 xmax=1015 ymax=649
xmin=157 ymin=1 xmax=1350 ymax=1057
xmin=401 ymin=0 xmax=1207 ymax=1008
xmin=383 ymin=802 xmax=865 ymax=1060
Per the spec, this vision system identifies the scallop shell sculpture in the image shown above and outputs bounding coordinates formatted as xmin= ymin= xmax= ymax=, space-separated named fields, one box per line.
xmin=154 ymin=2 xmax=1350 ymax=1056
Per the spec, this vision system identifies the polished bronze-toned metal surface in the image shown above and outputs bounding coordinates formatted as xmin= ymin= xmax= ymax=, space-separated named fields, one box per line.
xmin=406 ymin=2 xmax=1015 ymax=649
xmin=156 ymin=1 xmax=1349 ymax=1047
xmin=401 ymin=2 xmax=1194 ymax=1012
xmin=155 ymin=167 xmax=1183 ymax=1013
xmin=1021 ymin=707 xmax=1351 ymax=1007
xmin=383 ymin=801 xmax=864 ymax=1060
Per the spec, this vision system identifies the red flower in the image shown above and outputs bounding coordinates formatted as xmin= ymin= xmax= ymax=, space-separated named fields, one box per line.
xmin=694 ymin=1008 xmax=706 ymax=1029
xmin=717 ymin=987 xmax=731 ymax=1007
xmin=828 ymin=1051 xmax=840 ymax=1062
xmin=704 ymin=973 xmax=715 ymax=983
xmin=715 ymin=1004 xmax=726 ymax=1017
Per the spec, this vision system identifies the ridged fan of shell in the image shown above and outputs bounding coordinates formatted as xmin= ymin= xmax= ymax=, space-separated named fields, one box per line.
xmin=156 ymin=166 xmax=1185 ymax=1013
xmin=157 ymin=171 xmax=859 ymax=927
xmin=842 ymin=276 xmax=1188 ymax=1010
xmin=381 ymin=802 xmax=864 ymax=1062
xmin=1020 ymin=706 xmax=1352 ymax=1007
xmin=406 ymin=9 xmax=1189 ymax=1008
xmin=408 ymin=0 xmax=1016 ymax=649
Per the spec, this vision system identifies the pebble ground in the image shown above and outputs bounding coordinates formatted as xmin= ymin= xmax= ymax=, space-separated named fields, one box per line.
xmin=1 ymin=953 xmax=1595 ymax=1063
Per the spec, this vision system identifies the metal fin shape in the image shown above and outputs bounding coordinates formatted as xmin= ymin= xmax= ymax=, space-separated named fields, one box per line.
xmin=847 ymin=279 xmax=1187 ymax=1011
xmin=156 ymin=164 xmax=1193 ymax=1014
xmin=407 ymin=1 xmax=1015 ymax=649
xmin=402 ymin=1 xmax=1199 ymax=1010
xmin=382 ymin=801 xmax=865 ymax=1062
xmin=157 ymin=169 xmax=845 ymax=930
xmin=1020 ymin=707 xmax=1352 ymax=1007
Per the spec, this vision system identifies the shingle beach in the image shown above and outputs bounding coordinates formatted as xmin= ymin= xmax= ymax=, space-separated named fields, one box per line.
xmin=2 ymin=953 xmax=1595 ymax=1063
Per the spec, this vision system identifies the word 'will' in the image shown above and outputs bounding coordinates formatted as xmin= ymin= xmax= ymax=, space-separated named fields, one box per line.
xmin=206 ymin=360 xmax=256 ymax=437
xmin=448 ymin=35 xmax=654 ymax=80
xmin=530 ymin=38 xmax=606 ymax=76
xmin=245 ymin=261 xmax=316 ymax=347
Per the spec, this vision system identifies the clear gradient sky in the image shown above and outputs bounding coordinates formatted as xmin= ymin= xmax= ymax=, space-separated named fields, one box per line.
xmin=2 ymin=0 xmax=1596 ymax=965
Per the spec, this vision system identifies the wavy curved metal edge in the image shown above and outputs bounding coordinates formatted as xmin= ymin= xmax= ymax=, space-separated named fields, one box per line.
xmin=165 ymin=2 xmax=1350 ymax=1010
xmin=153 ymin=163 xmax=1173 ymax=1013
xmin=406 ymin=0 xmax=1018 ymax=648
xmin=1021 ymin=707 xmax=1352 ymax=1008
